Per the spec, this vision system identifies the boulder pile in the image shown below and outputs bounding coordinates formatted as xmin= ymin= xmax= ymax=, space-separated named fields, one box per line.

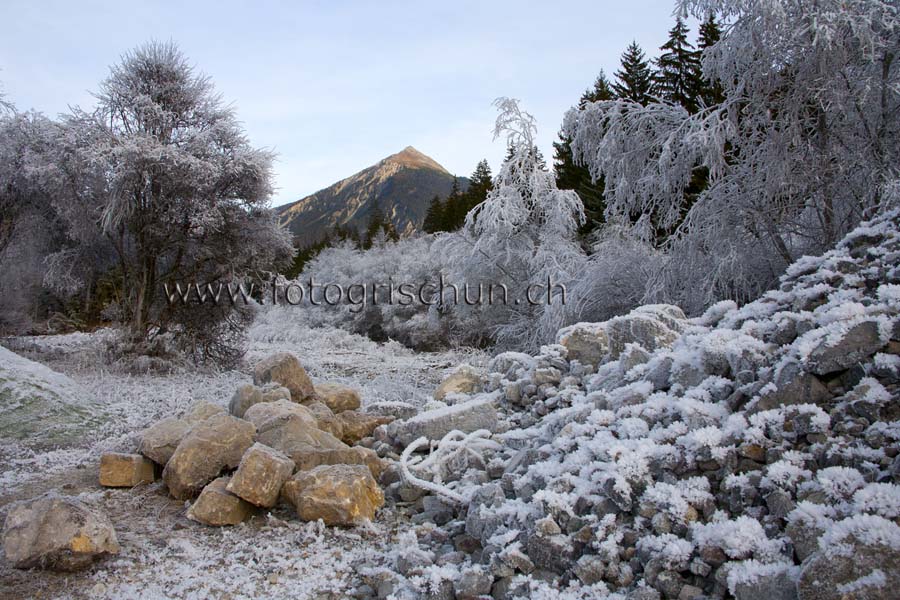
xmin=133 ymin=352 xmax=395 ymax=528
xmin=364 ymin=210 xmax=900 ymax=599
xmin=1 ymin=352 xmax=398 ymax=572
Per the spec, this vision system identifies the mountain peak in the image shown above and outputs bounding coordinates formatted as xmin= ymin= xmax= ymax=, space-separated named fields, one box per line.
xmin=383 ymin=146 xmax=448 ymax=173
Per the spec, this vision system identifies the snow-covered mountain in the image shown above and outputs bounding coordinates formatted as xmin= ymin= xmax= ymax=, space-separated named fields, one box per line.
xmin=277 ymin=147 xmax=468 ymax=246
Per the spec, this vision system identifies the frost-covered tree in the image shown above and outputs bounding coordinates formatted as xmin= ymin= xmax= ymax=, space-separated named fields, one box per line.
xmin=564 ymin=0 xmax=900 ymax=313
xmin=48 ymin=42 xmax=293 ymax=360
xmin=0 ymin=110 xmax=66 ymax=331
xmin=440 ymin=98 xmax=586 ymax=350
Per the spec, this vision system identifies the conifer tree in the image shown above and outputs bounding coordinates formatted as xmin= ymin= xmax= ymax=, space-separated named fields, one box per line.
xmin=422 ymin=195 xmax=444 ymax=233
xmin=613 ymin=42 xmax=654 ymax=105
xmin=554 ymin=72 xmax=613 ymax=240
xmin=363 ymin=201 xmax=387 ymax=249
xmin=654 ymin=18 xmax=702 ymax=113
xmin=697 ymin=13 xmax=725 ymax=107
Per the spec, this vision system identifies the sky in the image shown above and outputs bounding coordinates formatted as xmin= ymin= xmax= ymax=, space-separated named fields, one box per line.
xmin=1 ymin=0 xmax=684 ymax=207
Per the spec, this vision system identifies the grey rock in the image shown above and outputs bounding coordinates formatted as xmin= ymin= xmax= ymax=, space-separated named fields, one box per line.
xmin=454 ymin=566 xmax=493 ymax=599
xmin=808 ymin=320 xmax=885 ymax=375
xmin=753 ymin=361 xmax=830 ymax=412
xmin=798 ymin=529 xmax=900 ymax=600
xmin=525 ymin=533 xmax=576 ymax=574
xmin=734 ymin=568 xmax=797 ymax=600
xmin=391 ymin=395 xmax=497 ymax=446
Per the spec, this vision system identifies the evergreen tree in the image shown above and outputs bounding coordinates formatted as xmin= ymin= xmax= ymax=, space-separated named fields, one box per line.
xmin=654 ymin=18 xmax=702 ymax=113
xmin=613 ymin=42 xmax=654 ymax=105
xmin=697 ymin=13 xmax=725 ymax=107
xmin=554 ymin=71 xmax=614 ymax=240
xmin=422 ymin=195 xmax=444 ymax=233
xmin=468 ymin=160 xmax=493 ymax=198
xmin=363 ymin=201 xmax=387 ymax=249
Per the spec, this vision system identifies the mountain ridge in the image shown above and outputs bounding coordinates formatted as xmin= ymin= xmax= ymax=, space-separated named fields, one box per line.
xmin=277 ymin=147 xmax=467 ymax=246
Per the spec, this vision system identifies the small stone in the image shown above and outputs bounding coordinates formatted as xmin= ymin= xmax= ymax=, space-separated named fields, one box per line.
xmin=434 ymin=366 xmax=483 ymax=401
xmin=535 ymin=516 xmax=561 ymax=536
xmin=187 ymin=477 xmax=253 ymax=526
xmin=739 ymin=443 xmax=766 ymax=462
xmin=226 ymin=443 xmax=295 ymax=507
xmin=499 ymin=546 xmax=534 ymax=573
xmin=733 ymin=567 xmax=798 ymax=600
xmin=677 ymin=585 xmax=705 ymax=600
xmin=99 ymin=452 xmax=156 ymax=487
xmin=525 ymin=533 xmax=575 ymax=574
xmin=453 ymin=565 xmax=493 ymax=599
xmin=573 ymin=555 xmax=606 ymax=584
xmin=1 ymin=492 xmax=119 ymax=571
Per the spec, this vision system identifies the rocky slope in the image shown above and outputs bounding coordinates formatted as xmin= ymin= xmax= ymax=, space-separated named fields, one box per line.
xmin=368 ymin=209 xmax=900 ymax=599
xmin=277 ymin=147 xmax=467 ymax=246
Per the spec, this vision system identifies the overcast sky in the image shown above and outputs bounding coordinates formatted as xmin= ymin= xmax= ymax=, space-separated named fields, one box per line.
xmin=1 ymin=0 xmax=684 ymax=206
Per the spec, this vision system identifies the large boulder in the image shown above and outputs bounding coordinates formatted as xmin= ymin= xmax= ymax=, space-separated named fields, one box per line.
xmin=0 ymin=346 xmax=103 ymax=446
xmin=243 ymin=398 xmax=318 ymax=431
xmin=292 ymin=446 xmax=386 ymax=479
xmin=139 ymin=417 xmax=193 ymax=466
xmin=1 ymin=493 xmax=119 ymax=571
xmin=187 ymin=477 xmax=253 ymax=526
xmin=557 ymin=304 xmax=685 ymax=366
xmin=305 ymin=400 xmax=345 ymax=440
xmin=797 ymin=515 xmax=900 ymax=600
xmin=253 ymin=352 xmax=316 ymax=403
xmin=337 ymin=410 xmax=394 ymax=445
xmin=162 ymin=414 xmax=256 ymax=500
xmin=314 ymin=382 xmax=362 ymax=412
xmin=434 ymin=366 xmax=484 ymax=401
xmin=752 ymin=360 xmax=831 ymax=412
xmin=99 ymin=452 xmax=156 ymax=487
xmin=245 ymin=399 xmax=348 ymax=463
xmin=226 ymin=443 xmax=295 ymax=508
xmin=807 ymin=320 xmax=886 ymax=375
xmin=138 ymin=400 xmax=228 ymax=466
xmin=183 ymin=400 xmax=226 ymax=424
xmin=282 ymin=464 xmax=384 ymax=526
xmin=229 ymin=383 xmax=291 ymax=418
xmin=390 ymin=395 xmax=498 ymax=446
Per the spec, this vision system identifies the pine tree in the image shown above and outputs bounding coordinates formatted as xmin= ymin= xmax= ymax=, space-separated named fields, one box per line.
xmin=554 ymin=71 xmax=613 ymax=240
xmin=422 ymin=195 xmax=444 ymax=233
xmin=654 ymin=18 xmax=702 ymax=113
xmin=697 ymin=13 xmax=725 ymax=107
xmin=613 ymin=42 xmax=654 ymax=105
xmin=364 ymin=201 xmax=387 ymax=249
xmin=468 ymin=160 xmax=493 ymax=198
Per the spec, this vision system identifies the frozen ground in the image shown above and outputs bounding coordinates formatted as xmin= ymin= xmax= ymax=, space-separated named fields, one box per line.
xmin=0 ymin=309 xmax=487 ymax=599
